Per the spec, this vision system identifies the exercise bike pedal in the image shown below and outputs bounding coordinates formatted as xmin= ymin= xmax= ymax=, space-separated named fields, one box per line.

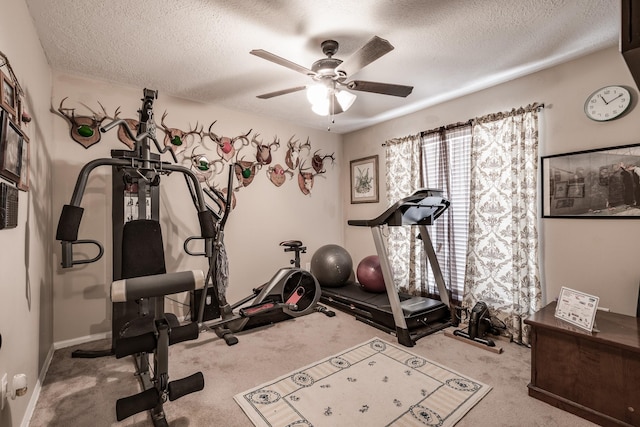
xmin=239 ymin=300 xmax=281 ymax=317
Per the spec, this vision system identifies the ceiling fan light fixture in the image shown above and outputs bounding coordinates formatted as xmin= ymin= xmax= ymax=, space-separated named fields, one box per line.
xmin=335 ymin=89 xmax=357 ymax=111
xmin=311 ymin=100 xmax=330 ymax=116
xmin=306 ymin=83 xmax=329 ymax=105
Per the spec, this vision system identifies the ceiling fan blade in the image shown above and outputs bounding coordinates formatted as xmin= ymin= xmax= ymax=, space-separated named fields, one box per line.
xmin=250 ymin=49 xmax=316 ymax=76
xmin=335 ymin=36 xmax=394 ymax=77
xmin=346 ymin=80 xmax=413 ymax=97
xmin=256 ymin=86 xmax=306 ymax=99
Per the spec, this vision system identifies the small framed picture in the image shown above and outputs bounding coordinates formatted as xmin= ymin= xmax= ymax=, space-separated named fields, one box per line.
xmin=350 ymin=155 xmax=379 ymax=204
xmin=0 ymin=71 xmax=16 ymax=118
xmin=17 ymin=133 xmax=29 ymax=191
xmin=555 ymin=287 xmax=599 ymax=332
xmin=0 ymin=111 xmax=23 ymax=183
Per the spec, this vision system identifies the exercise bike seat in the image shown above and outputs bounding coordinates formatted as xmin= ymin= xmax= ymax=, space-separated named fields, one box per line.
xmin=279 ymin=240 xmax=303 ymax=248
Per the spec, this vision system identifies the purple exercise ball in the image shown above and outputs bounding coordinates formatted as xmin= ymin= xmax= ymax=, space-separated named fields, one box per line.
xmin=357 ymin=255 xmax=386 ymax=293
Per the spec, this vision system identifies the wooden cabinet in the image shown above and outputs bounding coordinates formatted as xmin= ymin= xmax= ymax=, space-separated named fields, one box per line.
xmin=525 ymin=302 xmax=640 ymax=426
xmin=622 ymin=0 xmax=640 ymax=89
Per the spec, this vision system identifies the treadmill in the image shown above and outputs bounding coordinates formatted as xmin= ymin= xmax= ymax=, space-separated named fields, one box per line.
xmin=321 ymin=189 xmax=452 ymax=347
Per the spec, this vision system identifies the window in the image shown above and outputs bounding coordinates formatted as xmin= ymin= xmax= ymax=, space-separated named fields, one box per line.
xmin=420 ymin=124 xmax=472 ymax=303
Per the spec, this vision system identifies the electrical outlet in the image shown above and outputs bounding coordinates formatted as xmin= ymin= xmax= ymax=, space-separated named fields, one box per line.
xmin=1 ymin=373 xmax=7 ymax=411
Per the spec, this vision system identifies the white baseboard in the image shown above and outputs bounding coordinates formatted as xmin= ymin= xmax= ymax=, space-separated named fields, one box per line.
xmin=53 ymin=331 xmax=111 ymax=350
xmin=20 ymin=344 xmax=54 ymax=427
xmin=21 ymin=332 xmax=113 ymax=427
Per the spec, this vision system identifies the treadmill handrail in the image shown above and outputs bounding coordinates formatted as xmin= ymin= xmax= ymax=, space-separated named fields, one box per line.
xmin=347 ymin=188 xmax=449 ymax=227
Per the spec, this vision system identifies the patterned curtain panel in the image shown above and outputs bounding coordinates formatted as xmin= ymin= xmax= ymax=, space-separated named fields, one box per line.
xmin=464 ymin=105 xmax=542 ymax=345
xmin=384 ymin=135 xmax=421 ymax=293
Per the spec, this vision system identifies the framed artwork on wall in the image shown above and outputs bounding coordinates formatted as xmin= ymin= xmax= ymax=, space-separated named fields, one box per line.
xmin=541 ymin=142 xmax=640 ymax=218
xmin=0 ymin=70 xmax=16 ymax=119
xmin=350 ymin=155 xmax=379 ymax=204
xmin=0 ymin=110 xmax=23 ymax=183
xmin=17 ymin=133 xmax=29 ymax=191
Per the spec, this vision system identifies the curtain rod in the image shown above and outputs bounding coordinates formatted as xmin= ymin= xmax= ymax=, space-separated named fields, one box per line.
xmin=382 ymin=102 xmax=545 ymax=146
xmin=420 ymin=119 xmax=473 ymax=137
xmin=473 ymin=102 xmax=544 ymax=125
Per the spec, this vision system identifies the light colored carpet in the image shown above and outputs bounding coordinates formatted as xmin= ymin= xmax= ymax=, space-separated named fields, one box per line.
xmin=234 ymin=337 xmax=491 ymax=426
xmin=29 ymin=308 xmax=596 ymax=426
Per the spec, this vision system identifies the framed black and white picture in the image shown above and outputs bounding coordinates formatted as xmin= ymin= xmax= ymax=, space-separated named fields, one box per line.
xmin=0 ymin=110 xmax=23 ymax=183
xmin=541 ymin=143 xmax=640 ymax=218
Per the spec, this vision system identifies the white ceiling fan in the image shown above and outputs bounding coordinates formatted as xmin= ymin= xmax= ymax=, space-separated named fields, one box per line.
xmin=250 ymin=36 xmax=413 ymax=116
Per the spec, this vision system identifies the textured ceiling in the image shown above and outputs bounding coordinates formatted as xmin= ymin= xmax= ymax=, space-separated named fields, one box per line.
xmin=25 ymin=0 xmax=620 ymax=134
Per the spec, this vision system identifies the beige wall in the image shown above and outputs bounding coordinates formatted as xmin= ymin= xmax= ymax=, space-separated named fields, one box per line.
xmin=343 ymin=46 xmax=640 ymax=316
xmin=2 ymin=2 xmax=640 ymax=425
xmin=51 ymin=74 xmax=344 ymax=343
xmin=0 ymin=0 xmax=54 ymax=426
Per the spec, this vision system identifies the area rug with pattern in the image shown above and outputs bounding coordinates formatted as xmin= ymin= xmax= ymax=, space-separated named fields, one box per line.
xmin=234 ymin=338 xmax=491 ymax=426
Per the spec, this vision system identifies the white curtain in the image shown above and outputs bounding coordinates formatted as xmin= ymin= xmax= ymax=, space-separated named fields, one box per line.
xmin=463 ymin=105 xmax=542 ymax=345
xmin=384 ymin=134 xmax=422 ymax=293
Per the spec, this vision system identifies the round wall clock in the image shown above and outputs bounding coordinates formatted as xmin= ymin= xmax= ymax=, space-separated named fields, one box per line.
xmin=584 ymin=85 xmax=632 ymax=121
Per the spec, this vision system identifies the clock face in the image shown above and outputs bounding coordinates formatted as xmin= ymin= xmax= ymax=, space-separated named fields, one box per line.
xmin=584 ymin=85 xmax=632 ymax=121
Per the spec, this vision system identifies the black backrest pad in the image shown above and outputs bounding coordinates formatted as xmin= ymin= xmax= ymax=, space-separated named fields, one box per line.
xmin=122 ymin=220 xmax=166 ymax=279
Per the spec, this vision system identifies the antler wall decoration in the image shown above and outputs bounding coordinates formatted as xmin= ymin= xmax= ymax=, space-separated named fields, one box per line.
xmin=52 ymin=96 xmax=336 ymax=201
xmin=56 ymin=98 xmax=117 ymax=149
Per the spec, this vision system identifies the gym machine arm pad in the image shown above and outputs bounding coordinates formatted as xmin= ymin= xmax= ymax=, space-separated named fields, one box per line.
xmin=198 ymin=210 xmax=217 ymax=239
xmin=56 ymin=205 xmax=84 ymax=241
xmin=111 ymin=270 xmax=204 ymax=302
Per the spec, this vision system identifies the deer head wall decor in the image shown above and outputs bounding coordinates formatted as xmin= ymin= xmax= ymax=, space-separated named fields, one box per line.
xmin=57 ymin=98 xmax=116 ymax=148
xmin=204 ymin=121 xmax=252 ymax=162
xmin=251 ymin=133 xmax=280 ymax=166
xmin=159 ymin=111 xmax=202 ymax=154
xmin=284 ymin=136 xmax=311 ymax=171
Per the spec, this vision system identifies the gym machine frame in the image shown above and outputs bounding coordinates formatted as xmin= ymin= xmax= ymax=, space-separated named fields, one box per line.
xmin=346 ymin=189 xmax=452 ymax=347
xmin=56 ymin=89 xmax=215 ymax=425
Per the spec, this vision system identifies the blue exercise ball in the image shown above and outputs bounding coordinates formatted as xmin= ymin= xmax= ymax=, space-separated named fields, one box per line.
xmin=311 ymin=244 xmax=353 ymax=288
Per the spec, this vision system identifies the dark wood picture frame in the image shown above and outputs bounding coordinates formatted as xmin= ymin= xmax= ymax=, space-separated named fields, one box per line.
xmin=0 ymin=70 xmax=16 ymax=119
xmin=17 ymin=133 xmax=29 ymax=191
xmin=541 ymin=142 xmax=640 ymax=218
xmin=350 ymin=155 xmax=379 ymax=204
xmin=0 ymin=110 xmax=23 ymax=183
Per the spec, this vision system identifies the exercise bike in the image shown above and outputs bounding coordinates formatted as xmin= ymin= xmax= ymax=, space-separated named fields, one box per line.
xmin=185 ymin=166 xmax=331 ymax=346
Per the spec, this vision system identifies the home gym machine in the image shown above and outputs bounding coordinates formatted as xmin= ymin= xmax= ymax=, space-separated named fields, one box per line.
xmin=56 ymin=89 xmax=215 ymax=425
xmin=321 ymin=189 xmax=453 ymax=347
xmin=186 ymin=164 xmax=326 ymax=346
